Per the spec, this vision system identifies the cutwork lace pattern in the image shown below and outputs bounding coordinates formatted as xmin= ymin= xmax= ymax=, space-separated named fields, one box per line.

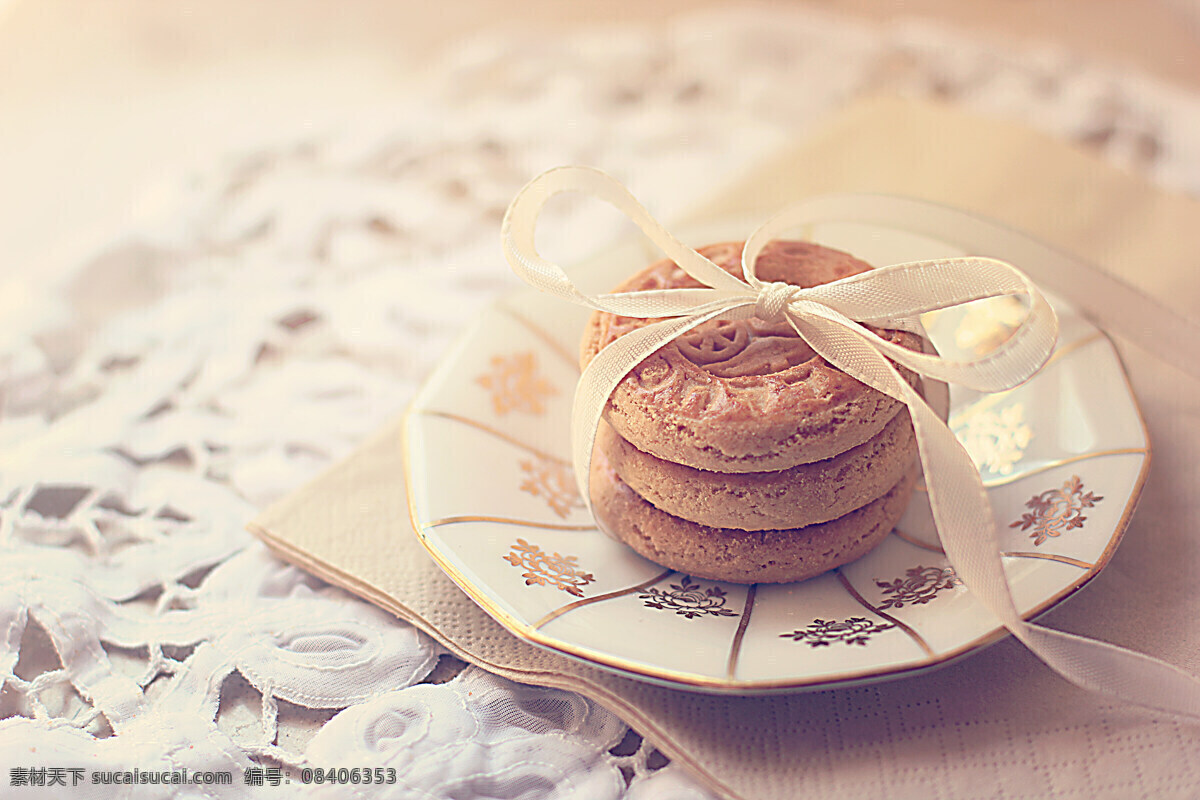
xmin=2 ymin=9 xmax=1197 ymax=798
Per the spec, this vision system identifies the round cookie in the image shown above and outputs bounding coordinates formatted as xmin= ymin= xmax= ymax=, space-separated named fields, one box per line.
xmin=598 ymin=408 xmax=917 ymax=531
xmin=590 ymin=447 xmax=918 ymax=584
xmin=580 ymin=240 xmax=924 ymax=472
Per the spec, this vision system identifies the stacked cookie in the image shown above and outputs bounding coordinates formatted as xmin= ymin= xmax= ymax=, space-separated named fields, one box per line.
xmin=583 ymin=240 xmax=922 ymax=584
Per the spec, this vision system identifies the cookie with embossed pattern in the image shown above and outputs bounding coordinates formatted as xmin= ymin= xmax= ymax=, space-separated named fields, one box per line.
xmin=589 ymin=446 xmax=917 ymax=584
xmin=597 ymin=407 xmax=917 ymax=531
xmin=580 ymin=240 xmax=923 ymax=472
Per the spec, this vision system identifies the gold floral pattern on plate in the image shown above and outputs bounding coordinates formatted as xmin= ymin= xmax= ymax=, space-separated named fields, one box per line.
xmin=952 ymin=401 xmax=1033 ymax=476
xmin=639 ymin=576 xmax=739 ymax=619
xmin=476 ymin=351 xmax=557 ymax=415
xmin=874 ymin=566 xmax=961 ymax=610
xmin=1010 ymin=475 xmax=1104 ymax=546
xmin=780 ymin=618 xmax=894 ymax=648
xmin=503 ymin=539 xmax=595 ymax=597
xmin=519 ymin=455 xmax=584 ymax=519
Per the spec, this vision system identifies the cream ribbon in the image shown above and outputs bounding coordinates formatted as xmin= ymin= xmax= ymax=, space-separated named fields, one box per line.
xmin=502 ymin=166 xmax=1200 ymax=718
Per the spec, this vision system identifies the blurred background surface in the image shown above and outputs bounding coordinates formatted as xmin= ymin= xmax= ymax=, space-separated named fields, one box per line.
xmin=1 ymin=0 xmax=1199 ymax=283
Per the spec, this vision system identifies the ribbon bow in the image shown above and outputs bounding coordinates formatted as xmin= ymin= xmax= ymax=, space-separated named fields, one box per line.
xmin=502 ymin=166 xmax=1200 ymax=718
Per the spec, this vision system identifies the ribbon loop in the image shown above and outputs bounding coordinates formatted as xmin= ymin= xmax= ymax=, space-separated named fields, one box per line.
xmin=501 ymin=167 xmax=1200 ymax=721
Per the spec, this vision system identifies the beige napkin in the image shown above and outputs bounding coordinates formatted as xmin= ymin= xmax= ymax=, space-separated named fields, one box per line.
xmin=250 ymin=97 xmax=1200 ymax=800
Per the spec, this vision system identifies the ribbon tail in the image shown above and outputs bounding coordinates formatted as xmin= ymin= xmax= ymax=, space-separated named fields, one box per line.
xmin=792 ymin=309 xmax=1200 ymax=721
xmin=570 ymin=304 xmax=752 ymax=513
xmin=1019 ymin=624 xmax=1200 ymax=718
xmin=906 ymin=377 xmax=1200 ymax=720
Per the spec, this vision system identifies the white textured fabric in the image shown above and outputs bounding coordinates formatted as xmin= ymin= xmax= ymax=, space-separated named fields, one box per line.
xmin=3 ymin=7 xmax=1200 ymax=798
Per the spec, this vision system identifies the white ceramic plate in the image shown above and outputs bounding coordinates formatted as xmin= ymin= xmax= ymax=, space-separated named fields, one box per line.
xmin=403 ymin=195 xmax=1150 ymax=694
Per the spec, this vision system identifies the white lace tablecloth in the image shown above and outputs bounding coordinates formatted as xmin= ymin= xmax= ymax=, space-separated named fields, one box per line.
xmin=2 ymin=8 xmax=1199 ymax=798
